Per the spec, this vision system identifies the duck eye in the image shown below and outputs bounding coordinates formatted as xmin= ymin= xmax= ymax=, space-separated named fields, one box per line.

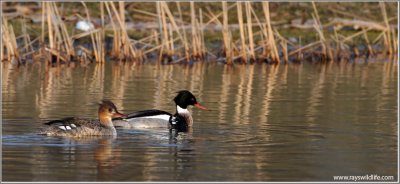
xmin=108 ymin=108 xmax=113 ymax=112
xmin=191 ymin=98 xmax=194 ymax=101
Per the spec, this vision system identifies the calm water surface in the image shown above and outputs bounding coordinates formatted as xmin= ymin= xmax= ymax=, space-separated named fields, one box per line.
xmin=2 ymin=60 xmax=398 ymax=181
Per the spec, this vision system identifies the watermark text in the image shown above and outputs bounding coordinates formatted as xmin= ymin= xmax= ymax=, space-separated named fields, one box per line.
xmin=333 ymin=174 xmax=395 ymax=181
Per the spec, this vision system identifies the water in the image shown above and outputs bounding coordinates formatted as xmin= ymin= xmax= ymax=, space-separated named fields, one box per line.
xmin=2 ymin=60 xmax=398 ymax=181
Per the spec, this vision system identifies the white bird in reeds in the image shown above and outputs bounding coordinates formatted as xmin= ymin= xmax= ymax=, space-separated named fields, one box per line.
xmin=75 ymin=20 xmax=95 ymax=32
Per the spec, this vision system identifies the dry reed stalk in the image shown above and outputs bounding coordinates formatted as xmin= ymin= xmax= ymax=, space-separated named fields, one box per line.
xmin=193 ymin=19 xmax=199 ymax=58
xmin=156 ymin=2 xmax=162 ymax=37
xmin=0 ymin=29 xmax=3 ymax=61
xmin=281 ymin=39 xmax=288 ymax=64
xmin=196 ymin=10 xmax=203 ymax=58
xmin=77 ymin=45 xmax=92 ymax=57
xmin=158 ymin=41 xmax=165 ymax=63
xmin=275 ymin=31 xmax=288 ymax=64
xmin=49 ymin=3 xmax=64 ymax=54
xmin=1 ymin=17 xmax=19 ymax=62
xmin=177 ymin=2 xmax=190 ymax=61
xmin=100 ymin=2 xmax=105 ymax=62
xmin=81 ymin=2 xmax=104 ymax=63
xmin=362 ymin=28 xmax=374 ymax=56
xmin=332 ymin=26 xmax=339 ymax=53
xmin=237 ymin=2 xmax=247 ymax=63
xmin=245 ymin=2 xmax=255 ymax=61
xmin=159 ymin=2 xmax=188 ymax=60
xmin=343 ymin=28 xmax=372 ymax=43
xmin=105 ymin=2 xmax=138 ymax=60
xmin=9 ymin=25 xmax=19 ymax=60
xmin=195 ymin=18 xmax=202 ymax=58
xmin=41 ymin=2 xmax=45 ymax=45
xmin=372 ymin=29 xmax=385 ymax=43
xmin=248 ymin=4 xmax=265 ymax=33
xmin=42 ymin=2 xmax=75 ymax=62
xmin=312 ymin=2 xmax=333 ymax=61
xmin=113 ymin=30 xmax=120 ymax=57
xmin=153 ymin=30 xmax=160 ymax=46
xmin=193 ymin=8 xmax=205 ymax=59
xmin=119 ymin=1 xmax=128 ymax=57
xmin=199 ymin=8 xmax=206 ymax=58
xmin=379 ymin=2 xmax=393 ymax=54
xmin=391 ymin=29 xmax=397 ymax=54
xmin=205 ymin=3 xmax=236 ymax=26
xmin=353 ymin=46 xmax=360 ymax=58
xmin=20 ymin=22 xmax=27 ymax=53
xmin=94 ymin=25 xmax=103 ymax=62
xmin=222 ymin=1 xmax=232 ymax=64
xmin=289 ymin=40 xmax=320 ymax=56
xmin=105 ymin=2 xmax=120 ymax=58
xmin=168 ymin=23 xmax=174 ymax=56
xmin=191 ymin=2 xmax=198 ymax=58
xmin=46 ymin=3 xmax=54 ymax=50
xmin=144 ymin=37 xmax=179 ymax=55
xmin=262 ymin=2 xmax=280 ymax=64
xmin=298 ymin=36 xmax=303 ymax=61
xmin=2 ymin=24 xmax=11 ymax=61
xmin=45 ymin=47 xmax=68 ymax=62
xmin=246 ymin=3 xmax=271 ymax=59
xmin=51 ymin=2 xmax=74 ymax=58
xmin=20 ymin=20 xmax=32 ymax=54
xmin=204 ymin=7 xmax=223 ymax=25
xmin=132 ymin=8 xmax=158 ymax=19
xmin=183 ymin=3 xmax=203 ymax=60
xmin=159 ymin=2 xmax=170 ymax=59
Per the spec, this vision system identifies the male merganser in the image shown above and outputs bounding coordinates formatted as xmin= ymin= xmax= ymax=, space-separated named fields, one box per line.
xmin=39 ymin=100 xmax=125 ymax=137
xmin=113 ymin=90 xmax=207 ymax=132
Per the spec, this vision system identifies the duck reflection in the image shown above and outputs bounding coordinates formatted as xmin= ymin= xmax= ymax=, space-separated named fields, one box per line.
xmin=169 ymin=126 xmax=194 ymax=143
xmin=57 ymin=136 xmax=121 ymax=180
xmin=94 ymin=136 xmax=121 ymax=180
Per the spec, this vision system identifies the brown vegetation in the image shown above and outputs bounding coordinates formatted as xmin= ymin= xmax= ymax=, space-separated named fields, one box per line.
xmin=1 ymin=2 xmax=398 ymax=65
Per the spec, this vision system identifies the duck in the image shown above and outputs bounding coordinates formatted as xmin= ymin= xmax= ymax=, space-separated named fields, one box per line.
xmin=39 ymin=100 xmax=125 ymax=137
xmin=113 ymin=90 xmax=207 ymax=132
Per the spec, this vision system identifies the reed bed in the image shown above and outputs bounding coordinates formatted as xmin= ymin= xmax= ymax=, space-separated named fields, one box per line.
xmin=2 ymin=16 xmax=19 ymax=63
xmin=1 ymin=2 xmax=398 ymax=65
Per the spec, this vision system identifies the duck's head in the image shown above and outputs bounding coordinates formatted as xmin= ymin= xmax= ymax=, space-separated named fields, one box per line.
xmin=98 ymin=100 xmax=125 ymax=122
xmin=174 ymin=90 xmax=208 ymax=110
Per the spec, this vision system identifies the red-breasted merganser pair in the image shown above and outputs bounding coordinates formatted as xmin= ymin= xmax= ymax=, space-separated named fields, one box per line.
xmin=40 ymin=100 xmax=125 ymax=137
xmin=113 ymin=90 xmax=207 ymax=132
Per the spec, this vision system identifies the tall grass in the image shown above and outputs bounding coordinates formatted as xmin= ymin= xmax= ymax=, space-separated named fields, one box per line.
xmin=105 ymin=2 xmax=139 ymax=61
xmin=1 ymin=16 xmax=19 ymax=63
xmin=1 ymin=2 xmax=397 ymax=65
xmin=222 ymin=1 xmax=232 ymax=65
xmin=262 ymin=2 xmax=280 ymax=64
xmin=312 ymin=2 xmax=333 ymax=61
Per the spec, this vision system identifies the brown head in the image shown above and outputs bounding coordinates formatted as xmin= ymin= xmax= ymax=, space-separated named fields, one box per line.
xmin=98 ymin=100 xmax=125 ymax=126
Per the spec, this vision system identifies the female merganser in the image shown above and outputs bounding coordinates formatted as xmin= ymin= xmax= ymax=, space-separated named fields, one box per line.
xmin=113 ymin=90 xmax=207 ymax=132
xmin=40 ymin=100 xmax=125 ymax=137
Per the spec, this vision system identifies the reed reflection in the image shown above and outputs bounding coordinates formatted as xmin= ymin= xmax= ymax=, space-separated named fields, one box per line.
xmin=2 ymin=60 xmax=398 ymax=181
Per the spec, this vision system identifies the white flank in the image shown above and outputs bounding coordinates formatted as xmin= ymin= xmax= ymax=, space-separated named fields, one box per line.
xmin=177 ymin=105 xmax=190 ymax=114
xmin=70 ymin=124 xmax=77 ymax=128
xmin=141 ymin=114 xmax=170 ymax=121
xmin=66 ymin=126 xmax=71 ymax=130
xmin=59 ymin=126 xmax=67 ymax=130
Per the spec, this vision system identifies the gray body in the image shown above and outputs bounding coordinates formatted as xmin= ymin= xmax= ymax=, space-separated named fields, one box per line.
xmin=40 ymin=117 xmax=117 ymax=137
xmin=113 ymin=118 xmax=170 ymax=129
